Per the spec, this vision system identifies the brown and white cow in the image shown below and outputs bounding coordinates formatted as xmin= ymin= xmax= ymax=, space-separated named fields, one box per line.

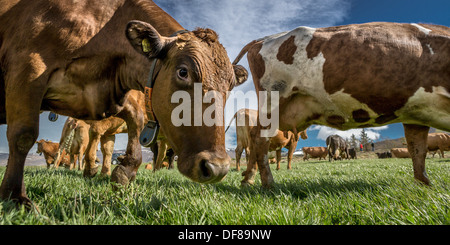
xmin=226 ymin=108 xmax=307 ymax=171
xmin=0 ymin=0 xmax=247 ymax=206
xmin=302 ymin=147 xmax=328 ymax=161
xmin=233 ymin=22 xmax=449 ymax=188
xmin=36 ymin=139 xmax=71 ymax=169
xmin=427 ymin=133 xmax=450 ymax=158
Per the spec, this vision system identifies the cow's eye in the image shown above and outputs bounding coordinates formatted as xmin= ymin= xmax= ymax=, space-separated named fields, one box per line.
xmin=177 ymin=67 xmax=188 ymax=79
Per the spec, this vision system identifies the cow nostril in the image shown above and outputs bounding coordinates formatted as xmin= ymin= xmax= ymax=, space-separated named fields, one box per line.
xmin=199 ymin=159 xmax=211 ymax=179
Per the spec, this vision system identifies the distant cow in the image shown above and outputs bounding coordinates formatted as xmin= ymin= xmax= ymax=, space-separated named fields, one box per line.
xmin=348 ymin=148 xmax=357 ymax=159
xmin=427 ymin=133 xmax=450 ymax=158
xmin=302 ymin=147 xmax=328 ymax=160
xmin=36 ymin=140 xmax=71 ymax=169
xmin=376 ymin=151 xmax=392 ymax=159
xmin=226 ymin=108 xmax=307 ymax=171
xmin=391 ymin=148 xmax=411 ymax=158
xmin=54 ymin=117 xmax=90 ymax=170
xmin=326 ymin=135 xmax=349 ymax=161
xmin=233 ymin=22 xmax=449 ymax=188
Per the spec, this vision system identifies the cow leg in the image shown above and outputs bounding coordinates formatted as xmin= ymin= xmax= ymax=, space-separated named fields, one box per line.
xmin=241 ymin=126 xmax=274 ymax=188
xmin=240 ymin=142 xmax=257 ymax=186
xmin=154 ymin=140 xmax=168 ymax=172
xmin=287 ymin=142 xmax=296 ymax=170
xmin=83 ymin=131 xmax=101 ymax=178
xmin=111 ymin=98 xmax=145 ymax=187
xmin=438 ymin=148 xmax=445 ymax=158
xmin=403 ymin=124 xmax=431 ymax=185
xmin=53 ymin=148 xmax=63 ymax=168
xmin=69 ymin=154 xmax=75 ymax=170
xmin=78 ymin=145 xmax=87 ymax=170
xmin=149 ymin=141 xmax=158 ymax=169
xmin=275 ymin=149 xmax=281 ymax=170
xmin=0 ymin=87 xmax=42 ymax=208
xmin=235 ymin=145 xmax=243 ymax=171
xmin=100 ymin=134 xmax=115 ymax=176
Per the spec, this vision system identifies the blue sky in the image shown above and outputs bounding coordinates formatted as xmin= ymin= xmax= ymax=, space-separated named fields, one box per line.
xmin=0 ymin=0 xmax=449 ymax=153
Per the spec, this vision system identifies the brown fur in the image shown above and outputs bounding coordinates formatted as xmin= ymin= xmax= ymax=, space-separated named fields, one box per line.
xmin=302 ymin=147 xmax=328 ymax=160
xmin=427 ymin=133 xmax=450 ymax=158
xmin=36 ymin=139 xmax=71 ymax=168
xmin=391 ymin=148 xmax=411 ymax=158
xmin=306 ymin=22 xmax=450 ymax=115
xmin=227 ymin=108 xmax=307 ymax=171
xmin=0 ymin=0 xmax=247 ymax=206
xmin=277 ymin=35 xmax=297 ymax=65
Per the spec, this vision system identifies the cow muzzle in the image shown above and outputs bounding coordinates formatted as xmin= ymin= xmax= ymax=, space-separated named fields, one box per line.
xmin=182 ymin=151 xmax=230 ymax=184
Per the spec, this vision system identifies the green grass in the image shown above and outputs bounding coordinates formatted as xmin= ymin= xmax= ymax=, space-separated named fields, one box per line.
xmin=0 ymin=157 xmax=449 ymax=225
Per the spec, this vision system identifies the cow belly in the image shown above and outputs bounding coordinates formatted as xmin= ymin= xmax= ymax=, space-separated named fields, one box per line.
xmin=397 ymin=86 xmax=450 ymax=131
xmin=43 ymin=69 xmax=113 ymax=120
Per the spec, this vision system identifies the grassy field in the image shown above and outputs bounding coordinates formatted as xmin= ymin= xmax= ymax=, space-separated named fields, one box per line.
xmin=0 ymin=157 xmax=449 ymax=225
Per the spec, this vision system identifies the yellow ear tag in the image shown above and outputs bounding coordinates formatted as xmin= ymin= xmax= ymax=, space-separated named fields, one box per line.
xmin=142 ymin=39 xmax=151 ymax=53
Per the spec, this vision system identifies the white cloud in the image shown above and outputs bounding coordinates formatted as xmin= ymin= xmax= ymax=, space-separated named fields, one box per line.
xmin=309 ymin=125 xmax=389 ymax=141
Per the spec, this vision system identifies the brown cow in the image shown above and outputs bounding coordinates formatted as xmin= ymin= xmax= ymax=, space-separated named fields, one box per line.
xmin=233 ymin=22 xmax=449 ymax=188
xmin=54 ymin=117 xmax=90 ymax=170
xmin=391 ymin=148 xmax=411 ymax=158
xmin=35 ymin=139 xmax=71 ymax=169
xmin=302 ymin=147 xmax=328 ymax=161
xmin=427 ymin=133 xmax=450 ymax=158
xmin=226 ymin=108 xmax=307 ymax=171
xmin=0 ymin=0 xmax=247 ymax=206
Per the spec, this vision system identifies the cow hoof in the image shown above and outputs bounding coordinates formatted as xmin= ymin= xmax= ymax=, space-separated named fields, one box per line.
xmin=7 ymin=195 xmax=39 ymax=212
xmin=415 ymin=177 xmax=431 ymax=186
xmin=111 ymin=165 xmax=130 ymax=187
xmin=83 ymin=165 xmax=99 ymax=178
xmin=240 ymin=179 xmax=254 ymax=187
xmin=261 ymin=180 xmax=275 ymax=189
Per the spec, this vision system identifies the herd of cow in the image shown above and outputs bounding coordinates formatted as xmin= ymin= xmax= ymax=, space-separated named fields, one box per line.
xmin=0 ymin=0 xmax=449 ymax=208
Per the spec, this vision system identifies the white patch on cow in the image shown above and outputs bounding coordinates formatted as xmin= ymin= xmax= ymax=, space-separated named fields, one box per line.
xmin=397 ymin=86 xmax=450 ymax=132
xmin=256 ymin=26 xmax=380 ymax=129
xmin=426 ymin=44 xmax=435 ymax=55
xmin=411 ymin=23 xmax=432 ymax=35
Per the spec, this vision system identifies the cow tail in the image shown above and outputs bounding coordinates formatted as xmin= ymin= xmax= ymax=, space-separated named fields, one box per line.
xmin=225 ymin=112 xmax=238 ymax=134
xmin=232 ymin=40 xmax=261 ymax=65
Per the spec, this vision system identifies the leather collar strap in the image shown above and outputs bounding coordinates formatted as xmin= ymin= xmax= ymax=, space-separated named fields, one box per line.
xmin=140 ymin=29 xmax=189 ymax=147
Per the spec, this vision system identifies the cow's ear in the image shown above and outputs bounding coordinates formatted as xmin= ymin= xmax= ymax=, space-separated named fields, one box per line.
xmin=126 ymin=20 xmax=171 ymax=58
xmin=231 ymin=64 xmax=248 ymax=89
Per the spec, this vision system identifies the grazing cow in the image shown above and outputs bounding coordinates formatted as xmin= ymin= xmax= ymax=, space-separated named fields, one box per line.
xmin=302 ymin=147 xmax=328 ymax=161
xmin=348 ymin=148 xmax=357 ymax=159
xmin=0 ymin=0 xmax=248 ymax=206
xmin=233 ymin=22 xmax=449 ymax=188
xmin=270 ymin=129 xmax=308 ymax=170
xmin=35 ymin=140 xmax=71 ymax=169
xmin=427 ymin=133 xmax=450 ymax=158
xmin=376 ymin=151 xmax=392 ymax=159
xmin=226 ymin=108 xmax=307 ymax=171
xmin=391 ymin=148 xmax=411 ymax=158
xmin=326 ymin=135 xmax=349 ymax=161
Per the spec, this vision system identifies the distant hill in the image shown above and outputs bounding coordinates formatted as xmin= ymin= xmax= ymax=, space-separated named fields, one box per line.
xmin=373 ymin=137 xmax=406 ymax=151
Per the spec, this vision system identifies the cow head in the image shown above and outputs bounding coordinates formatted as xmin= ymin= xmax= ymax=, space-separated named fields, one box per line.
xmin=126 ymin=20 xmax=248 ymax=183
xmin=35 ymin=139 xmax=44 ymax=156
